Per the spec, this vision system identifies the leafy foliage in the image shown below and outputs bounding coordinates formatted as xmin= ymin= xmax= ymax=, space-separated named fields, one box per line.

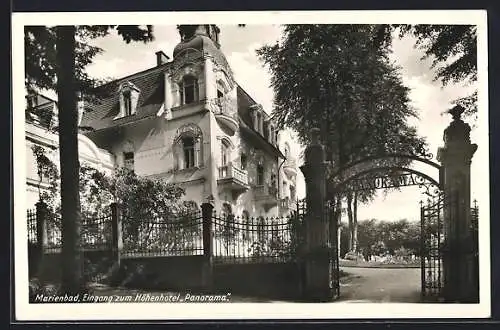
xmin=375 ymin=24 xmax=478 ymax=117
xmin=25 ymin=25 xmax=154 ymax=101
xmin=397 ymin=25 xmax=477 ymax=86
xmin=351 ymin=218 xmax=421 ymax=260
xmin=257 ymin=24 xmax=427 ymax=252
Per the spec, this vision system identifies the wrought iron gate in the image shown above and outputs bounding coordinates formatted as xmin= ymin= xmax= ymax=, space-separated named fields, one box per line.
xmin=420 ymin=193 xmax=447 ymax=301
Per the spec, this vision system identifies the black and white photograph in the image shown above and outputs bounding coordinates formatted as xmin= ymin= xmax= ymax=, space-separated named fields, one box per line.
xmin=12 ymin=10 xmax=490 ymax=320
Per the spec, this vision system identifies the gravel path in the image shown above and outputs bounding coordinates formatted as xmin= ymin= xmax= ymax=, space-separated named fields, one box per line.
xmin=338 ymin=267 xmax=421 ymax=303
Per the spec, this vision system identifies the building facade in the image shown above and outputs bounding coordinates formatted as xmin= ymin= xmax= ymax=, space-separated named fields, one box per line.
xmin=26 ymin=25 xmax=298 ymax=218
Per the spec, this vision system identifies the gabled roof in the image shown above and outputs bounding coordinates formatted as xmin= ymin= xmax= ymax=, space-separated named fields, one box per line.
xmin=80 ymin=64 xmax=168 ymax=131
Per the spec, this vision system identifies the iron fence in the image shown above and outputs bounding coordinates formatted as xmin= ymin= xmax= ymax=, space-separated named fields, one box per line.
xmin=212 ymin=209 xmax=304 ymax=264
xmin=121 ymin=210 xmax=204 ymax=257
xmin=28 ymin=209 xmax=114 ymax=252
xmin=27 ymin=208 xmax=37 ymax=244
xmin=81 ymin=212 xmax=113 ymax=249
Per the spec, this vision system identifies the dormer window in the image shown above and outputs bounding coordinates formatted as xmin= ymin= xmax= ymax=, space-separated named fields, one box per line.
xmin=115 ymin=81 xmax=140 ymax=120
xmin=123 ymin=90 xmax=132 ymax=116
xmin=180 ymin=75 xmax=198 ymax=105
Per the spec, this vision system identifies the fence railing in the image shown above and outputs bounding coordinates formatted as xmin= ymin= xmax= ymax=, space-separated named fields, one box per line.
xmin=27 ymin=201 xmax=305 ymax=261
xmin=27 ymin=208 xmax=37 ymax=244
xmin=121 ymin=209 xmax=204 ymax=257
xmin=211 ymin=211 xmax=303 ymax=264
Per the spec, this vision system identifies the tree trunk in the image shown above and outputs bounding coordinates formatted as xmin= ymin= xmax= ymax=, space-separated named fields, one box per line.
xmin=347 ymin=193 xmax=353 ymax=252
xmin=56 ymin=25 xmax=84 ymax=295
xmin=352 ymin=191 xmax=358 ymax=253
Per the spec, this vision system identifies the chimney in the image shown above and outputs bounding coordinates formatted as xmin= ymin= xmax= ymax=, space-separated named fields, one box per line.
xmin=155 ymin=51 xmax=170 ymax=66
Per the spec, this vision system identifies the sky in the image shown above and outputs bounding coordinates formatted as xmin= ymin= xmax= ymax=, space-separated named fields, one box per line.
xmin=81 ymin=24 xmax=483 ymax=222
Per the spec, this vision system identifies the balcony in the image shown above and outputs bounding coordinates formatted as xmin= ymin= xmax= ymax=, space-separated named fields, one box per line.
xmin=254 ymin=184 xmax=278 ymax=211
xmin=217 ymin=162 xmax=249 ymax=198
xmin=210 ymin=96 xmax=239 ymax=136
xmin=283 ymin=157 xmax=297 ymax=177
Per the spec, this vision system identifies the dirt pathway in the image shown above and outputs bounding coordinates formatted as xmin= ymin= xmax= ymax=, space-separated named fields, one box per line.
xmin=338 ymin=267 xmax=421 ymax=303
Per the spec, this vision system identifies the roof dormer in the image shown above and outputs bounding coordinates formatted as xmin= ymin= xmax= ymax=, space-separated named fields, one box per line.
xmin=114 ymin=81 xmax=140 ymax=120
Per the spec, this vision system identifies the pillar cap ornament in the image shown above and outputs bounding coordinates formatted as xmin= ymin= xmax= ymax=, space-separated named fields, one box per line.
xmin=448 ymin=105 xmax=465 ymax=121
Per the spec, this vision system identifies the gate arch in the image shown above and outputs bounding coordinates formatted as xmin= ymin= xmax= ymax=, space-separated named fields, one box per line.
xmin=299 ymin=107 xmax=477 ymax=302
xmin=325 ymin=153 xmax=446 ymax=301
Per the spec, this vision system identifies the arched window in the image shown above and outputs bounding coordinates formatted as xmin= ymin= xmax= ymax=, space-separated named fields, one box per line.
xmin=256 ymin=164 xmax=265 ymax=186
xmin=221 ymin=139 xmax=231 ymax=166
xmin=115 ymin=81 xmax=140 ymax=119
xmin=217 ymin=80 xmax=227 ymax=99
xmin=173 ymin=124 xmax=203 ymax=171
xmin=123 ymin=90 xmax=132 ymax=116
xmin=180 ymin=75 xmax=198 ymax=105
xmin=182 ymin=136 xmax=195 ymax=169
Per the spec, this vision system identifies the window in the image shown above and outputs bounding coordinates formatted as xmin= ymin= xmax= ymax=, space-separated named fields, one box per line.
xmin=115 ymin=82 xmax=140 ymax=120
xmin=256 ymin=164 xmax=264 ymax=186
xmin=173 ymin=124 xmax=203 ymax=171
xmin=221 ymin=140 xmax=230 ymax=166
xmin=217 ymin=89 xmax=224 ymax=99
xmin=256 ymin=112 xmax=262 ymax=133
xmin=123 ymin=90 xmax=132 ymax=116
xmin=180 ymin=76 xmax=198 ymax=105
xmin=123 ymin=152 xmax=134 ymax=171
xmin=240 ymin=153 xmax=247 ymax=170
xmin=182 ymin=136 xmax=195 ymax=169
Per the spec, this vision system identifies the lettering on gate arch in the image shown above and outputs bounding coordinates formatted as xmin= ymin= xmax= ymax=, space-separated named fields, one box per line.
xmin=350 ymin=172 xmax=428 ymax=192
xmin=329 ymin=162 xmax=442 ymax=198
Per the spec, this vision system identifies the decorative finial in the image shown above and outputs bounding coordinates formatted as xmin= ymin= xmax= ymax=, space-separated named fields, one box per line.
xmin=448 ymin=105 xmax=465 ymax=121
xmin=311 ymin=127 xmax=320 ymax=144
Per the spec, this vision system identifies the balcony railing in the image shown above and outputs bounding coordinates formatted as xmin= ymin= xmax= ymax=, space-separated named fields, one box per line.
xmin=218 ymin=162 xmax=248 ymax=186
xmin=211 ymin=96 xmax=238 ymax=120
xmin=210 ymin=96 xmax=239 ymax=134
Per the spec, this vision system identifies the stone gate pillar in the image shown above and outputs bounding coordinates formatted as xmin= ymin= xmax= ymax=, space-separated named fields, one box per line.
xmin=437 ymin=105 xmax=478 ymax=302
xmin=300 ymin=128 xmax=331 ymax=301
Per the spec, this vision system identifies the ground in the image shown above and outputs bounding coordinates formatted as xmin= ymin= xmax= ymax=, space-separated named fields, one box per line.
xmin=87 ymin=266 xmax=422 ymax=303
xmin=338 ymin=267 xmax=421 ymax=303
